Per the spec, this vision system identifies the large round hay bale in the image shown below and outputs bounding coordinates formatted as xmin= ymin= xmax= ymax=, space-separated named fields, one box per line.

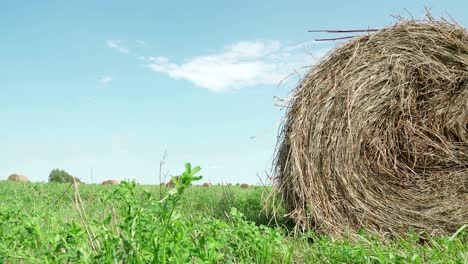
xmin=7 ymin=174 xmax=29 ymax=182
xmin=101 ymin=179 xmax=120 ymax=185
xmin=275 ymin=17 xmax=468 ymax=236
xmin=165 ymin=179 xmax=175 ymax=188
xmin=202 ymin=182 xmax=212 ymax=188
xmin=240 ymin=183 xmax=250 ymax=189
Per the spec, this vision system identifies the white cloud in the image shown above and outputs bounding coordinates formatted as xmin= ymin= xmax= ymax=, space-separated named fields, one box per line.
xmin=100 ymin=75 xmax=113 ymax=85
xmin=106 ymin=40 xmax=130 ymax=54
xmin=145 ymin=40 xmax=330 ymax=92
xmin=136 ymin=40 xmax=150 ymax=47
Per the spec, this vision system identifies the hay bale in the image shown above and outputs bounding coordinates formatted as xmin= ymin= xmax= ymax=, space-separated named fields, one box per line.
xmin=240 ymin=183 xmax=250 ymax=189
xmin=165 ymin=180 xmax=175 ymax=188
xmin=275 ymin=17 xmax=468 ymax=236
xmin=165 ymin=176 xmax=182 ymax=188
xmin=101 ymin=179 xmax=120 ymax=185
xmin=7 ymin=174 xmax=29 ymax=182
xmin=202 ymin=182 xmax=212 ymax=188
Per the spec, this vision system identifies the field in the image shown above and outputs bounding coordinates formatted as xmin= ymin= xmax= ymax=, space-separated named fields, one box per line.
xmin=0 ymin=165 xmax=466 ymax=263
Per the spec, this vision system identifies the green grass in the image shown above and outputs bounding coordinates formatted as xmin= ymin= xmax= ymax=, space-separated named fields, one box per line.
xmin=0 ymin=164 xmax=466 ymax=263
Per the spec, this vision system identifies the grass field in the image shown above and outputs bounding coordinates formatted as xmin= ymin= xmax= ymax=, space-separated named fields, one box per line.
xmin=0 ymin=164 xmax=466 ymax=263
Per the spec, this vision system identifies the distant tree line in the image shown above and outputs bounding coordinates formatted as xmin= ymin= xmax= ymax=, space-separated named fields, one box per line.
xmin=48 ymin=169 xmax=81 ymax=183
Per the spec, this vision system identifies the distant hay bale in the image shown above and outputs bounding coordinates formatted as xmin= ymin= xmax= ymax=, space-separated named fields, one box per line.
xmin=101 ymin=179 xmax=120 ymax=185
xmin=7 ymin=174 xmax=29 ymax=183
xmin=165 ymin=176 xmax=182 ymax=188
xmin=275 ymin=17 xmax=468 ymax=236
xmin=202 ymin=182 xmax=212 ymax=188
xmin=240 ymin=183 xmax=250 ymax=189
xmin=165 ymin=180 xmax=175 ymax=188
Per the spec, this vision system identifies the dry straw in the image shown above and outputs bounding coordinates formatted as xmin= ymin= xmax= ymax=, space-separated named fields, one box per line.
xmin=274 ymin=15 xmax=468 ymax=236
xmin=101 ymin=179 xmax=120 ymax=185
xmin=165 ymin=180 xmax=175 ymax=188
xmin=202 ymin=182 xmax=212 ymax=188
xmin=7 ymin=174 xmax=29 ymax=183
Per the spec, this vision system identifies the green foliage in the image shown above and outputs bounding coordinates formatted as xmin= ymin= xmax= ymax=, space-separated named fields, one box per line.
xmin=48 ymin=168 xmax=81 ymax=183
xmin=0 ymin=163 xmax=466 ymax=263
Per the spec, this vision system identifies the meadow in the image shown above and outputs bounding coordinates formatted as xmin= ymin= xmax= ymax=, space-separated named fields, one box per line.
xmin=0 ymin=164 xmax=466 ymax=263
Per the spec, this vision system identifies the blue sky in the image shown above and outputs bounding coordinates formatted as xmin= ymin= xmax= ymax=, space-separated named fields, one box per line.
xmin=1 ymin=1 xmax=466 ymax=184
